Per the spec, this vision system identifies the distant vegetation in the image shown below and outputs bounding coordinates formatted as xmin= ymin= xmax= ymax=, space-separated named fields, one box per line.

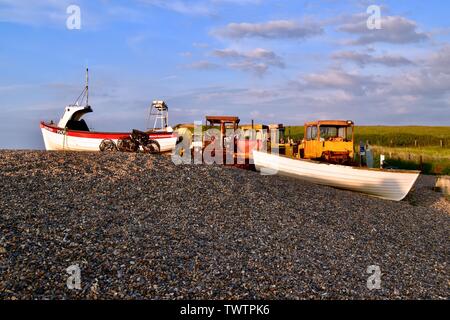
xmin=354 ymin=126 xmax=450 ymax=148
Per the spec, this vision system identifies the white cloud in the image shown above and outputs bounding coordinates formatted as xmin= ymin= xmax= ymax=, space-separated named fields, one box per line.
xmin=339 ymin=15 xmax=429 ymax=45
xmin=213 ymin=48 xmax=281 ymax=63
xmin=297 ymin=68 xmax=383 ymax=96
xmin=212 ymin=0 xmax=261 ymax=4
xmin=282 ymin=44 xmax=450 ymax=124
xmin=386 ymin=71 xmax=450 ymax=98
xmin=193 ymin=42 xmax=210 ymax=48
xmin=139 ymin=0 xmax=262 ymax=16
xmin=140 ymin=0 xmax=213 ymax=16
xmin=0 ymin=0 xmax=70 ymax=26
xmin=212 ymin=48 xmax=285 ymax=76
xmin=212 ymin=20 xmax=323 ymax=40
xmin=185 ymin=60 xmax=220 ymax=70
xmin=179 ymin=51 xmax=193 ymax=57
xmin=332 ymin=51 xmax=414 ymax=67
xmin=426 ymin=45 xmax=450 ymax=74
xmin=228 ymin=61 xmax=268 ymax=76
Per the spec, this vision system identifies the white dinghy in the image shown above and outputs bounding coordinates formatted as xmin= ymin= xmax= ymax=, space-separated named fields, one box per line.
xmin=253 ymin=151 xmax=420 ymax=201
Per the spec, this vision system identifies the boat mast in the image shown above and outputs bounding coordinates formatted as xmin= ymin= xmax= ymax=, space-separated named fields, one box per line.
xmin=71 ymin=68 xmax=90 ymax=107
xmin=85 ymin=68 xmax=89 ymax=107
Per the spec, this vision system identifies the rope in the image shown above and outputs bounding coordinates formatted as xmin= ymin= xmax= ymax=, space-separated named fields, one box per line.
xmin=63 ymin=127 xmax=68 ymax=150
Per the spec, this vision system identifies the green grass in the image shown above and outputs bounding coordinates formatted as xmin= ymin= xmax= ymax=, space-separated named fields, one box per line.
xmin=370 ymin=146 xmax=450 ymax=159
xmin=354 ymin=126 xmax=450 ymax=148
xmin=370 ymin=146 xmax=450 ymax=175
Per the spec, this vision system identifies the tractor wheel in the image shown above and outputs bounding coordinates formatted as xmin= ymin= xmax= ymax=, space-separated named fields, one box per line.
xmin=143 ymin=140 xmax=160 ymax=154
xmin=116 ymin=139 xmax=127 ymax=152
xmin=117 ymin=138 xmax=139 ymax=153
xmin=99 ymin=139 xmax=117 ymax=152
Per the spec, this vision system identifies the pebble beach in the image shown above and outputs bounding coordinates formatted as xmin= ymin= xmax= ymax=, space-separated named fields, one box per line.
xmin=0 ymin=151 xmax=448 ymax=299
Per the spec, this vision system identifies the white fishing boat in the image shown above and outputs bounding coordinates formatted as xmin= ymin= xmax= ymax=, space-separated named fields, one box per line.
xmin=40 ymin=69 xmax=177 ymax=153
xmin=253 ymin=151 xmax=420 ymax=201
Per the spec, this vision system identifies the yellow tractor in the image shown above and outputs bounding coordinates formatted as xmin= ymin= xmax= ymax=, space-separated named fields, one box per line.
xmin=298 ymin=120 xmax=354 ymax=164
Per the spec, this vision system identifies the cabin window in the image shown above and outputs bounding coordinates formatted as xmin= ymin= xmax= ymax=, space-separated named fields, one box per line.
xmin=306 ymin=126 xmax=312 ymax=140
xmin=320 ymin=126 xmax=338 ymax=140
xmin=318 ymin=125 xmax=353 ymax=142
xmin=311 ymin=126 xmax=318 ymax=140
xmin=307 ymin=126 xmax=318 ymax=141
xmin=346 ymin=126 xmax=353 ymax=141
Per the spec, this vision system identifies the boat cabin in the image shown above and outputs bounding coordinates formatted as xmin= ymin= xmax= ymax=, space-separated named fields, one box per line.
xmin=57 ymin=105 xmax=92 ymax=131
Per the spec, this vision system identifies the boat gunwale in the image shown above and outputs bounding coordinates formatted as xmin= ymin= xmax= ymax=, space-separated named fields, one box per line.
xmin=40 ymin=121 xmax=175 ymax=136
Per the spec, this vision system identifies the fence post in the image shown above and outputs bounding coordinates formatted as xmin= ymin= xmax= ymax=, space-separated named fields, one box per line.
xmin=440 ymin=140 xmax=443 ymax=148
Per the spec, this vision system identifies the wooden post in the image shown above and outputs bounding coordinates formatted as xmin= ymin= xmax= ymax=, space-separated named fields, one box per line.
xmin=414 ymin=140 xmax=417 ymax=147
xmin=441 ymin=140 xmax=443 ymax=148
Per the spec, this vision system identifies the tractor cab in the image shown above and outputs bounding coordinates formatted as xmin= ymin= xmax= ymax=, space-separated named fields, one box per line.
xmin=300 ymin=120 xmax=354 ymax=164
xmin=205 ymin=116 xmax=240 ymax=149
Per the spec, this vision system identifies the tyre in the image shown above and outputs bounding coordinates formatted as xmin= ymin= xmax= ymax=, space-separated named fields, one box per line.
xmin=99 ymin=139 xmax=117 ymax=152
xmin=117 ymin=138 xmax=138 ymax=152
xmin=143 ymin=140 xmax=160 ymax=154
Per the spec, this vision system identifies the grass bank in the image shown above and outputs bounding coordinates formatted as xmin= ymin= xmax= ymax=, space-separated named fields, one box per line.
xmin=371 ymin=146 xmax=450 ymax=175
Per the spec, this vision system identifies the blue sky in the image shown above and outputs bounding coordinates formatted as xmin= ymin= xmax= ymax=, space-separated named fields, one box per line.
xmin=1 ymin=0 xmax=449 ymax=149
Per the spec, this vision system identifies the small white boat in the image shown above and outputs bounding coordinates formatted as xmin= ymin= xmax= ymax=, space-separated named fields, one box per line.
xmin=253 ymin=151 xmax=420 ymax=201
xmin=40 ymin=69 xmax=177 ymax=153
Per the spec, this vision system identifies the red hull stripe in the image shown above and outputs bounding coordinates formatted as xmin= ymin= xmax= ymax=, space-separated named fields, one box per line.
xmin=40 ymin=122 xmax=175 ymax=140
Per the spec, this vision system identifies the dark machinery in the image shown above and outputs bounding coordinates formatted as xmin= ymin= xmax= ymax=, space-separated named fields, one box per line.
xmin=99 ymin=129 xmax=160 ymax=153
